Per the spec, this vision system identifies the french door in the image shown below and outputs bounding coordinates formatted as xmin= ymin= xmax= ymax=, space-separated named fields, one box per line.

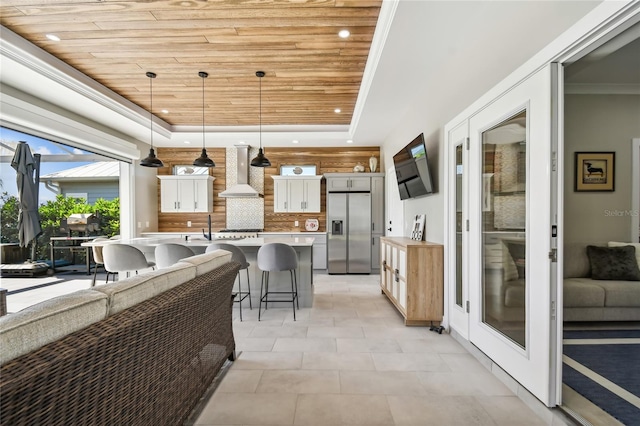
xmin=467 ymin=65 xmax=558 ymax=406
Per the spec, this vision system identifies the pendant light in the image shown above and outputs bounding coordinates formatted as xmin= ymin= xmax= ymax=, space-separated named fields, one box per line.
xmin=193 ymin=71 xmax=215 ymax=167
xmin=250 ymin=71 xmax=271 ymax=167
xmin=140 ymin=71 xmax=164 ymax=168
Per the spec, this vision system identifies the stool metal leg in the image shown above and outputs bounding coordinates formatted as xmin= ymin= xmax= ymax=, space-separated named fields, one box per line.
xmin=236 ymin=272 xmax=242 ymax=321
xmin=246 ymin=268 xmax=252 ymax=309
xmin=258 ymin=270 xmax=266 ymax=321
xmin=290 ymin=269 xmax=296 ymax=321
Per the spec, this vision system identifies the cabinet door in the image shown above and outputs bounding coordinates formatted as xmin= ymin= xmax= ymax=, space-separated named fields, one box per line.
xmin=397 ymin=247 xmax=408 ymax=311
xmin=304 ymin=179 xmax=321 ymax=212
xmin=371 ymin=234 xmax=381 ymax=271
xmin=371 ymin=177 xmax=384 ymax=233
xmin=273 ymin=179 xmax=289 ymax=212
xmin=288 ymin=179 xmax=305 ymax=212
xmin=326 ymin=178 xmax=350 ymax=191
xmin=177 ymin=179 xmax=195 ymax=211
xmin=349 ymin=177 xmax=371 ymax=191
xmin=160 ymin=178 xmax=179 ymax=212
xmin=192 ymin=178 xmax=211 ymax=212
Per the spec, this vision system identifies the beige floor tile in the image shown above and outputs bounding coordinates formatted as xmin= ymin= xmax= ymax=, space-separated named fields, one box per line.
xmin=216 ymin=369 xmax=263 ymax=393
xmin=235 ymin=337 xmax=276 ymax=352
xmin=339 ymin=370 xmax=427 ymax=395
xmin=372 ymin=352 xmax=450 ymax=372
xmin=333 ymin=317 xmax=401 ymax=327
xmin=195 ymin=392 xmax=297 ymax=425
xmin=249 ymin=325 xmax=308 ymax=338
xmin=272 ymin=337 xmax=337 ymax=352
xmin=396 ymin=336 xmax=468 ymax=354
xmin=441 ymin=352 xmax=489 ymax=373
xmin=417 ymin=371 xmax=512 ymax=396
xmin=336 ymin=337 xmax=402 ymax=353
xmin=306 ymin=326 xmax=364 ymax=338
xmin=363 ymin=326 xmax=432 ymax=340
xmin=475 ymin=395 xmax=547 ymax=425
xmin=309 ymin=307 xmax=359 ymax=319
xmin=387 ymin=395 xmax=497 ymax=425
xmin=294 ymin=394 xmax=394 ymax=425
xmin=256 ymin=370 xmax=340 ymax=394
xmin=302 ymin=352 xmax=375 ymax=370
xmin=233 ymin=351 xmax=303 ymax=370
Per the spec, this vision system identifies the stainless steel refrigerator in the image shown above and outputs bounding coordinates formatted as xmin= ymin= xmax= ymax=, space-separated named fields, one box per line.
xmin=327 ymin=192 xmax=371 ymax=274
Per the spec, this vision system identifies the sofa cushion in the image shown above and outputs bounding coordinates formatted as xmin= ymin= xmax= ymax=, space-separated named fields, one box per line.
xmin=563 ymin=278 xmax=605 ymax=308
xmin=178 ymin=249 xmax=232 ymax=275
xmin=595 ymin=280 xmax=640 ymax=307
xmin=608 ymin=241 xmax=640 ymax=269
xmin=563 ymin=242 xmax=594 ymax=278
xmin=0 ymin=290 xmax=108 ymax=365
xmin=587 ymin=245 xmax=640 ymax=281
xmin=94 ymin=262 xmax=196 ymax=315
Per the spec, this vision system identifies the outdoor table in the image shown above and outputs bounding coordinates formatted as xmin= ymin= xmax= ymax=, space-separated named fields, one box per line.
xmin=49 ymin=236 xmax=103 ymax=275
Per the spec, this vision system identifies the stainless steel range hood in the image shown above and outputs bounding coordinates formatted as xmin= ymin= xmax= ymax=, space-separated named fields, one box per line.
xmin=219 ymin=145 xmax=261 ymax=198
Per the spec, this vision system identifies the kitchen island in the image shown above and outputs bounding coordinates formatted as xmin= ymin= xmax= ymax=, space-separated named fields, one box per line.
xmin=84 ymin=236 xmax=315 ymax=308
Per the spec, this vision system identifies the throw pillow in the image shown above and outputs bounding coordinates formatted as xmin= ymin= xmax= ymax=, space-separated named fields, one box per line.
xmin=586 ymin=245 xmax=640 ymax=281
xmin=608 ymin=241 xmax=640 ymax=270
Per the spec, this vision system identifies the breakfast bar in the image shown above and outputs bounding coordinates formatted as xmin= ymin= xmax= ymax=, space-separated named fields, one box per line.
xmin=84 ymin=236 xmax=315 ymax=308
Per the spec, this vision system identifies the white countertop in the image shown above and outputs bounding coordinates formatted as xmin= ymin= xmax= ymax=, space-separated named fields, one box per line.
xmin=83 ymin=236 xmax=315 ymax=248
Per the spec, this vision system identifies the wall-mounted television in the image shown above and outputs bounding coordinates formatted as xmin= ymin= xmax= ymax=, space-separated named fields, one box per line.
xmin=393 ymin=133 xmax=435 ymax=200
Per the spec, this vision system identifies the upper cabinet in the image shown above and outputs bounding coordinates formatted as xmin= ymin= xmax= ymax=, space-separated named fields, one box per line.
xmin=158 ymin=175 xmax=215 ymax=213
xmin=325 ymin=176 xmax=371 ymax=192
xmin=272 ymin=176 xmax=322 ymax=213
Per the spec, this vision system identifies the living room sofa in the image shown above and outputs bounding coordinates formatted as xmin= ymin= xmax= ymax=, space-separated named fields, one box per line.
xmin=563 ymin=241 xmax=640 ymax=322
xmin=0 ymin=249 xmax=240 ymax=425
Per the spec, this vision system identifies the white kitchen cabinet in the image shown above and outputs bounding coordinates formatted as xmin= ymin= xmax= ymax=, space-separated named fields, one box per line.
xmin=272 ymin=176 xmax=321 ymax=213
xmin=325 ymin=175 xmax=371 ymax=192
xmin=158 ymin=175 xmax=214 ymax=213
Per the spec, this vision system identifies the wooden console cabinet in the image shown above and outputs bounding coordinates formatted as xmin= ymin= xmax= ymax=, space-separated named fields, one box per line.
xmin=380 ymin=237 xmax=443 ymax=326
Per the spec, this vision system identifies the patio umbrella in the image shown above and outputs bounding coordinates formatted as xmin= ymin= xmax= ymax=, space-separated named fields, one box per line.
xmin=11 ymin=141 xmax=42 ymax=251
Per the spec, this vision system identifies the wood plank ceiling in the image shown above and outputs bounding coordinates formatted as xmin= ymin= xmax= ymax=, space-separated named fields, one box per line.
xmin=0 ymin=0 xmax=382 ymax=128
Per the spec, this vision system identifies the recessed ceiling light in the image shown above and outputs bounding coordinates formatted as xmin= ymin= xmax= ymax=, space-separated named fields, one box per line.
xmin=292 ymin=140 xmax=299 ymax=144
xmin=184 ymin=140 xmax=191 ymax=144
xmin=334 ymin=108 xmax=341 ymax=113
xmin=338 ymin=29 xmax=350 ymax=39
xmin=238 ymin=140 xmax=245 ymax=144
xmin=347 ymin=140 xmax=353 ymax=144
xmin=161 ymin=109 xmax=169 ymax=114
xmin=45 ymin=34 xmax=60 ymax=42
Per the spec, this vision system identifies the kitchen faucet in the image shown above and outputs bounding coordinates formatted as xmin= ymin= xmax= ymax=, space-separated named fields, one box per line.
xmin=202 ymin=214 xmax=212 ymax=240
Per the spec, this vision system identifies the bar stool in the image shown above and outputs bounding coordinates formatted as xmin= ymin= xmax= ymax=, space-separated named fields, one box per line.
xmin=91 ymin=237 xmax=113 ymax=286
xmin=102 ymin=244 xmax=156 ymax=279
xmin=257 ymin=243 xmax=299 ymax=321
xmin=155 ymin=243 xmax=195 ymax=269
xmin=206 ymin=243 xmax=252 ymax=321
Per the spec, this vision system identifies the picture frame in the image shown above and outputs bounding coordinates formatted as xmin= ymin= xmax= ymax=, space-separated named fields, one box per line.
xmin=575 ymin=152 xmax=615 ymax=192
xmin=410 ymin=214 xmax=426 ymax=241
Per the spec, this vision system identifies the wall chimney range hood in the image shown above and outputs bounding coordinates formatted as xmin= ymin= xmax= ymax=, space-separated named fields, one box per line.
xmin=219 ymin=145 xmax=261 ymax=198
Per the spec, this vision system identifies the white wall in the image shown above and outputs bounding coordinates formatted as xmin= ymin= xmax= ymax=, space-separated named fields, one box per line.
xmin=564 ymin=94 xmax=640 ymax=244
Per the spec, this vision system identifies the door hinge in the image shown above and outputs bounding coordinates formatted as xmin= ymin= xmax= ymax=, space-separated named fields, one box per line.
xmin=466 ymin=300 xmax=470 ymax=313
xmin=466 ymin=219 xmax=469 ymax=232
xmin=465 ymin=137 xmax=470 ymax=151
xmin=549 ymin=248 xmax=557 ymax=262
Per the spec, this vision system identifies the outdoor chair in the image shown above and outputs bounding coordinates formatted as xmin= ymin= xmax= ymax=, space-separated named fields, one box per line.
xmin=257 ymin=243 xmax=299 ymax=321
xmin=91 ymin=236 xmax=114 ymax=286
xmin=102 ymin=244 xmax=155 ymax=279
xmin=206 ymin=243 xmax=252 ymax=321
xmin=155 ymin=243 xmax=195 ymax=269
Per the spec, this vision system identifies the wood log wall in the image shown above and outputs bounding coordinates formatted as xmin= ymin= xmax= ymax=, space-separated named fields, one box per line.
xmin=157 ymin=146 xmax=381 ymax=233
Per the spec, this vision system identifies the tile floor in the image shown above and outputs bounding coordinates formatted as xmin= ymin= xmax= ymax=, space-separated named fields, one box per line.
xmin=194 ymin=273 xmax=547 ymax=426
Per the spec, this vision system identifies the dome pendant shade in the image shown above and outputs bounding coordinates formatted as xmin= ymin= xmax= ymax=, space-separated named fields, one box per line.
xmin=140 ymin=148 xmax=164 ymax=167
xmin=194 ymin=71 xmax=215 ymax=167
xmin=250 ymin=148 xmax=271 ymax=167
xmin=250 ymin=70 xmax=270 ymax=168
xmin=193 ymin=148 xmax=215 ymax=167
xmin=140 ymin=71 xmax=164 ymax=168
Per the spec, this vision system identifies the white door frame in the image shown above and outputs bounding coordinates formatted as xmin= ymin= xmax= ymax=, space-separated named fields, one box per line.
xmin=632 ymin=139 xmax=640 ymax=243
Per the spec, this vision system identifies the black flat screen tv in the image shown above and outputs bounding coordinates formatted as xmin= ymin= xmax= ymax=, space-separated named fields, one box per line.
xmin=393 ymin=133 xmax=435 ymax=200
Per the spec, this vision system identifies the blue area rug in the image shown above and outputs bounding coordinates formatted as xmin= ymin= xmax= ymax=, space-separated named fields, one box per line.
xmin=563 ymin=343 xmax=640 ymax=425
xmin=564 ymin=329 xmax=640 ymax=339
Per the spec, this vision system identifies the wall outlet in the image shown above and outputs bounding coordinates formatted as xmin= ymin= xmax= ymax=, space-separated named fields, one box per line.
xmin=294 ymin=220 xmax=299 ymax=227
xmin=145 ymin=221 xmax=149 ymax=227
xmin=137 ymin=221 xmax=141 ymax=228
xmin=187 ymin=221 xmax=192 ymax=227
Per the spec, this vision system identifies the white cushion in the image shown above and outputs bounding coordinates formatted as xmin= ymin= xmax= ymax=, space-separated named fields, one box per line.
xmin=0 ymin=290 xmax=108 ymax=365
xmin=177 ymin=249 xmax=232 ymax=275
xmin=608 ymin=241 xmax=640 ymax=269
xmin=93 ymin=262 xmax=196 ymax=315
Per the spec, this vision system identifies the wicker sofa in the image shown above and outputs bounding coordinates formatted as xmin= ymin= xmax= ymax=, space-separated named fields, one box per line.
xmin=0 ymin=249 xmax=240 ymax=426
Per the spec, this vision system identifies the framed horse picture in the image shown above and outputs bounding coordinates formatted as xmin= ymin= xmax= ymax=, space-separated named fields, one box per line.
xmin=575 ymin=152 xmax=615 ymax=192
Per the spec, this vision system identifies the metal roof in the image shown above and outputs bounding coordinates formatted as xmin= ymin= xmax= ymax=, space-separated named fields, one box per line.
xmin=40 ymin=161 xmax=119 ymax=182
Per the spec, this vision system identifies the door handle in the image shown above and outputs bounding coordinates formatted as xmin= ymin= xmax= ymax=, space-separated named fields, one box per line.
xmin=387 ymin=227 xmax=392 ymax=231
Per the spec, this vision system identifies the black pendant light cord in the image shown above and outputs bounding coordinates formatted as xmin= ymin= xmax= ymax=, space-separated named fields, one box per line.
xmin=251 ymin=70 xmax=270 ymax=167
xmin=140 ymin=71 xmax=164 ymax=167
xmin=193 ymin=71 xmax=214 ymax=167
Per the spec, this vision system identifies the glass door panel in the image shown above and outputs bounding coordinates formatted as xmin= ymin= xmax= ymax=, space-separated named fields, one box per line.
xmin=482 ymin=111 xmax=527 ymax=348
xmin=456 ymin=144 xmax=464 ymax=308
